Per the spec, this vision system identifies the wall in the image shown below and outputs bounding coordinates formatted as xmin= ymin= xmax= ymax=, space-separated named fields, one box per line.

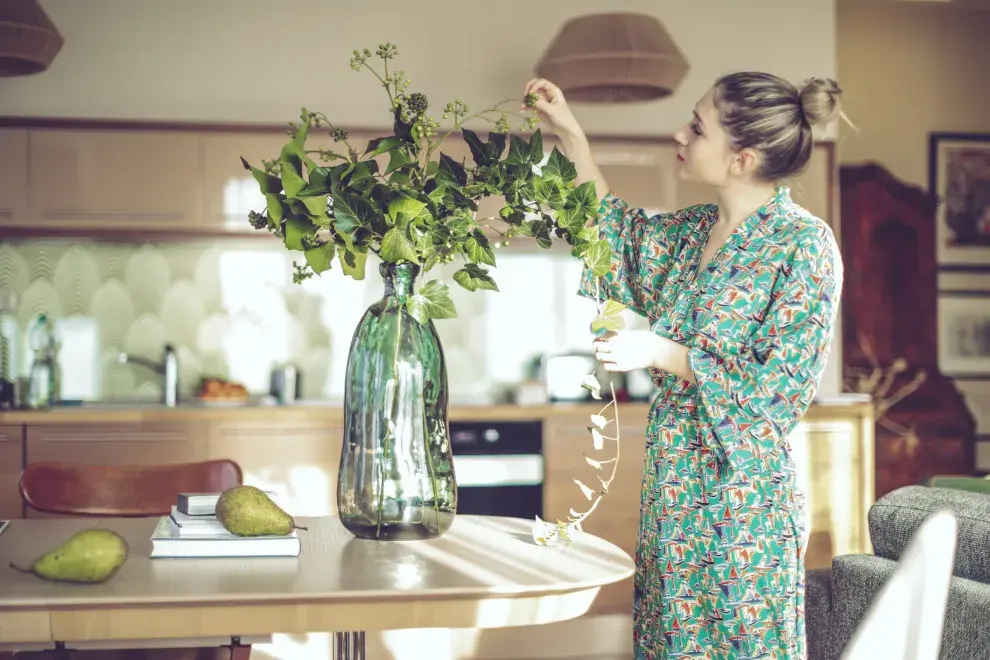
xmin=837 ymin=0 xmax=990 ymax=186
xmin=837 ymin=0 xmax=990 ymax=471
xmin=2 ymin=0 xmax=836 ymax=134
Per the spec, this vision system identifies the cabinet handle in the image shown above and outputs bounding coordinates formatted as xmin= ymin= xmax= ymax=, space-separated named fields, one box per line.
xmin=41 ymin=210 xmax=186 ymax=222
xmin=39 ymin=432 xmax=186 ymax=443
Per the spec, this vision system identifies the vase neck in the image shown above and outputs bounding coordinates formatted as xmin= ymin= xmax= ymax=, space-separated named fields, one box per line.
xmin=381 ymin=262 xmax=419 ymax=301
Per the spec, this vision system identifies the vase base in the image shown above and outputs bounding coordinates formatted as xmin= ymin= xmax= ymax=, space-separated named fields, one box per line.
xmin=341 ymin=510 xmax=456 ymax=541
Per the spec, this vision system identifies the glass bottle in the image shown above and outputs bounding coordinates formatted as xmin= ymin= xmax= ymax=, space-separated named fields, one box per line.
xmin=336 ymin=262 xmax=457 ymax=540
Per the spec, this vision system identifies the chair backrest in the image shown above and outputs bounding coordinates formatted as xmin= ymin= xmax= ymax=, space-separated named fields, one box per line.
xmin=20 ymin=460 xmax=243 ymax=517
xmin=841 ymin=509 xmax=958 ymax=660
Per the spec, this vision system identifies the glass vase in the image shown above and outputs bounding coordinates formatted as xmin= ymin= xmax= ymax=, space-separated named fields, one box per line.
xmin=336 ymin=261 xmax=457 ymax=540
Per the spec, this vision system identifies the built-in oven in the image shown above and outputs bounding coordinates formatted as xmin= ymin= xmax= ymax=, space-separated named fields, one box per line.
xmin=449 ymin=419 xmax=543 ymax=520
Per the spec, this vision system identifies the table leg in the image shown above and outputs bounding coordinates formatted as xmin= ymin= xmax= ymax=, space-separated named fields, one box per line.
xmin=332 ymin=631 xmax=366 ymax=660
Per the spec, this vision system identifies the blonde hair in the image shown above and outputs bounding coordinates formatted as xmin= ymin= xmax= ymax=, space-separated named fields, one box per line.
xmin=713 ymin=72 xmax=844 ymax=181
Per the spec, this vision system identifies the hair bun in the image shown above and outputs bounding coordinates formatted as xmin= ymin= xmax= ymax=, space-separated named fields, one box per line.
xmin=799 ymin=77 xmax=842 ymax=126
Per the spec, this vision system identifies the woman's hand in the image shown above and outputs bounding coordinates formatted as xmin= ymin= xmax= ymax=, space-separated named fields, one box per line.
xmin=593 ymin=331 xmax=696 ymax=383
xmin=593 ymin=331 xmax=666 ymax=372
xmin=523 ymin=78 xmax=585 ymax=148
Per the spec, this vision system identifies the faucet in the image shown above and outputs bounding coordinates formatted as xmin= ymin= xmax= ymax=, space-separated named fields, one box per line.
xmin=117 ymin=344 xmax=179 ymax=407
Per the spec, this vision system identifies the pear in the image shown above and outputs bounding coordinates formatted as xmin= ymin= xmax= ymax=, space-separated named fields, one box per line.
xmin=215 ymin=485 xmax=307 ymax=537
xmin=10 ymin=528 xmax=128 ymax=584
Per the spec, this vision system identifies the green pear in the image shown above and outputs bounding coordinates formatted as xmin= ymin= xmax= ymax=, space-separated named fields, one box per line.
xmin=10 ymin=528 xmax=128 ymax=584
xmin=215 ymin=485 xmax=307 ymax=537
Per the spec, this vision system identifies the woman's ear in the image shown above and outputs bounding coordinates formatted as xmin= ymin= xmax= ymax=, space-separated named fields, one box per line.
xmin=730 ymin=147 xmax=761 ymax=177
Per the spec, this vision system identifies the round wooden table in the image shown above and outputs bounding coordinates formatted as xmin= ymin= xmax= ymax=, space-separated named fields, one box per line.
xmin=0 ymin=514 xmax=635 ymax=659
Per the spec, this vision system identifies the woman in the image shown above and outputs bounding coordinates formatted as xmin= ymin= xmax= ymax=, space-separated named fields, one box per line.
xmin=523 ymin=73 xmax=845 ymax=659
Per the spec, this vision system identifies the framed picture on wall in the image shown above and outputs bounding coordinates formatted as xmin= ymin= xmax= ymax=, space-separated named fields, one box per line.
xmin=930 ymin=132 xmax=990 ymax=266
xmin=938 ymin=292 xmax=990 ymax=377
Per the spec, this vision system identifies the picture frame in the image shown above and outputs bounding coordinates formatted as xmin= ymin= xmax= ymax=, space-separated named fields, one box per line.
xmin=930 ymin=132 xmax=990 ymax=266
xmin=938 ymin=292 xmax=990 ymax=377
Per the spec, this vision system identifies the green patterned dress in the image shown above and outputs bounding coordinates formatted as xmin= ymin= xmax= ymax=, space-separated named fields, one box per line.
xmin=578 ymin=186 xmax=842 ymax=660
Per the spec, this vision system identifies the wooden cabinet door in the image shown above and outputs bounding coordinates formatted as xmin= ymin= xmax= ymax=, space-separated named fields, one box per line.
xmin=0 ymin=425 xmax=24 ymax=518
xmin=206 ymin=419 xmax=343 ymax=517
xmin=544 ymin=404 xmax=648 ymax=616
xmin=26 ymin=421 xmax=207 ymax=463
xmin=200 ymin=132 xmax=293 ymax=233
xmin=0 ymin=130 xmax=28 ymax=227
xmin=28 ymin=129 xmax=203 ymax=230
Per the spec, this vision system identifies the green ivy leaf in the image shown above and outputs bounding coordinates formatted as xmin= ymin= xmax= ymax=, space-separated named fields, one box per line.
xmin=464 ymin=229 xmax=496 ymax=266
xmin=366 ymin=136 xmax=405 ymax=157
xmin=453 ymin=263 xmax=499 ymax=292
xmin=333 ymin=192 xmax=378 ymax=234
xmin=381 ymin=226 xmax=419 ymax=263
xmin=436 ymin=153 xmax=467 ymax=188
xmin=304 ymin=241 xmax=335 ymax=274
xmin=393 ymin=105 xmax=415 ymax=144
xmin=528 ymin=130 xmax=544 ymax=165
xmin=265 ymin=193 xmax=285 ymax=224
xmin=285 ymin=124 xmax=319 ymax=174
xmin=299 ymin=195 xmax=331 ymax=228
xmin=406 ymin=280 xmax=457 ymax=324
xmin=280 ymin=158 xmax=307 ymax=198
xmin=462 ymin=128 xmax=506 ymax=168
xmin=584 ymin=238 xmax=612 ymax=277
xmin=505 ymin=134 xmax=532 ymax=166
xmin=567 ymin=180 xmax=599 ymax=219
xmin=339 ymin=243 xmax=368 ymax=280
xmin=386 ymin=148 xmax=415 ymax=175
xmin=388 ymin=191 xmax=428 ymax=224
xmin=346 ymin=160 xmax=379 ymax=187
xmin=284 ymin=216 xmax=315 ymax=251
xmin=541 ymin=146 xmax=577 ymax=182
xmin=591 ymin=299 xmax=627 ymax=336
xmin=240 ymin=158 xmax=281 ymax=194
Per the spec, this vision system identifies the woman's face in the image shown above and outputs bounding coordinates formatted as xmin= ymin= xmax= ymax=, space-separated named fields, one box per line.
xmin=673 ymin=87 xmax=738 ymax=187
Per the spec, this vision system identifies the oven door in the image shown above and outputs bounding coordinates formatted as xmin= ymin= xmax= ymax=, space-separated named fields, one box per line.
xmin=450 ymin=420 xmax=543 ymax=520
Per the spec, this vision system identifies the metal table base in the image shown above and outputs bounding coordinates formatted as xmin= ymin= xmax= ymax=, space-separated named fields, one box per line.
xmin=333 ymin=631 xmax=367 ymax=659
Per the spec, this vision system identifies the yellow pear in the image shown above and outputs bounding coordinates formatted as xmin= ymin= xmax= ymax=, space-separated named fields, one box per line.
xmin=10 ymin=528 xmax=129 ymax=584
xmin=215 ymin=485 xmax=307 ymax=537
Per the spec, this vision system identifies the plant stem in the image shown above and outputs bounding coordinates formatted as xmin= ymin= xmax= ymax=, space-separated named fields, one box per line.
xmin=422 ymin=409 xmax=442 ymax=532
xmin=425 ymin=98 xmax=517 ymax=162
xmin=376 ymin=298 xmax=404 ymax=538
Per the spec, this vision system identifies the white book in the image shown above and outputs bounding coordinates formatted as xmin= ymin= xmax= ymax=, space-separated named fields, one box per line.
xmin=176 ymin=490 xmax=280 ymax=516
xmin=150 ymin=517 xmax=301 ymax=558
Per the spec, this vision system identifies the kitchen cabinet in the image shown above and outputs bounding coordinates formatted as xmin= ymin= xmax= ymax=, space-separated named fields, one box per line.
xmin=200 ymin=132 xmax=297 ymax=232
xmin=206 ymin=418 xmax=344 ymax=517
xmin=27 ymin=128 xmax=203 ymax=231
xmin=543 ymin=404 xmax=647 ymax=616
xmin=23 ymin=421 xmax=208 ymax=517
xmin=0 ymin=130 xmax=29 ymax=226
xmin=0 ymin=425 xmax=24 ymax=518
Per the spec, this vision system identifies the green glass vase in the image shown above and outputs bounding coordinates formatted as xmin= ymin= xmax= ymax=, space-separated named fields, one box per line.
xmin=336 ymin=261 xmax=457 ymax=540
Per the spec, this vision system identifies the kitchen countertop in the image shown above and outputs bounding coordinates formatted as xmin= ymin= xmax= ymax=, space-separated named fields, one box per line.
xmin=0 ymin=395 xmax=874 ymax=425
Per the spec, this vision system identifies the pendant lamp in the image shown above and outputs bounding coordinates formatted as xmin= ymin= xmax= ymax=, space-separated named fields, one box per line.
xmin=0 ymin=0 xmax=64 ymax=76
xmin=535 ymin=12 xmax=689 ymax=103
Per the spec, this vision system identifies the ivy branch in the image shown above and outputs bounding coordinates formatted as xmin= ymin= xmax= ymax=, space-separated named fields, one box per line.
xmin=532 ymin=273 xmax=629 ymax=547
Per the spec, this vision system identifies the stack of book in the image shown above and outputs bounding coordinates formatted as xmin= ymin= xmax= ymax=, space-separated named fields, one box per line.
xmin=150 ymin=491 xmax=301 ymax=558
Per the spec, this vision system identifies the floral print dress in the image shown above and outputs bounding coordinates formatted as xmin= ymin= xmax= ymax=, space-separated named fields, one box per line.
xmin=578 ymin=186 xmax=843 ymax=660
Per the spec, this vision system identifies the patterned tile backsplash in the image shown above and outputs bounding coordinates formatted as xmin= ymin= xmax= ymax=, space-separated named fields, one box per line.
xmin=0 ymin=239 xmax=632 ymax=403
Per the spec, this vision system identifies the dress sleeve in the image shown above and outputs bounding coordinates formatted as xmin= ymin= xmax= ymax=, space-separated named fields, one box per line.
xmin=688 ymin=225 xmax=844 ymax=475
xmin=577 ymin=193 xmax=689 ymax=317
